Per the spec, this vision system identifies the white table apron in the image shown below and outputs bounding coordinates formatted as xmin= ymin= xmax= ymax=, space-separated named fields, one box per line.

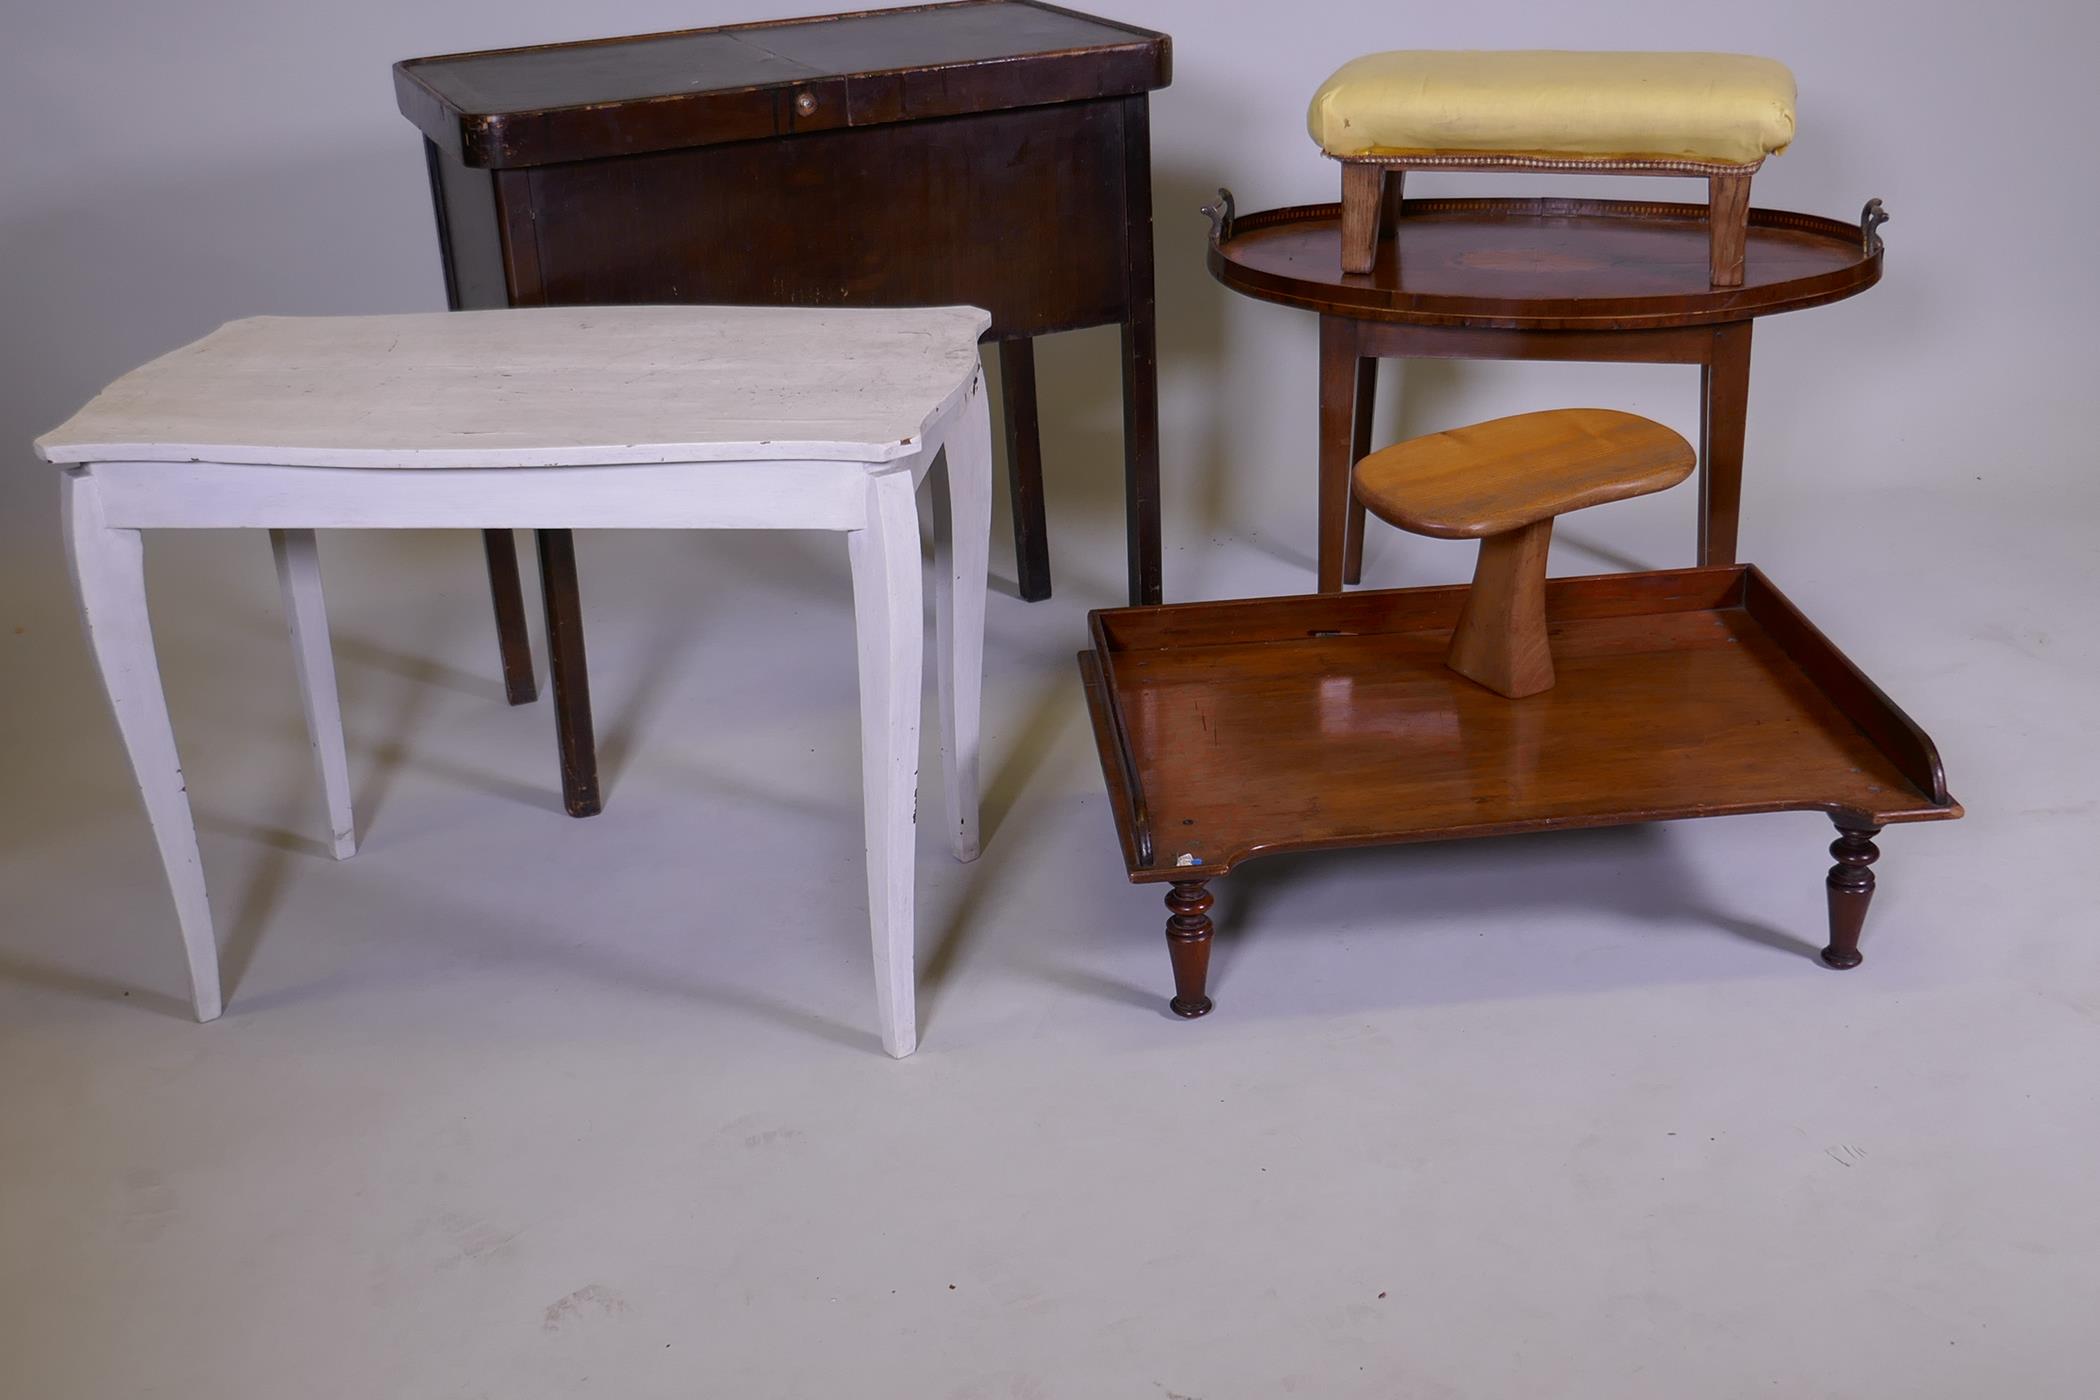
xmin=60 ymin=373 xmax=991 ymax=1058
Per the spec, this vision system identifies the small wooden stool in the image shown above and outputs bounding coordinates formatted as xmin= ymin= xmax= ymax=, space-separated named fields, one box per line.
xmin=1353 ymin=408 xmax=1694 ymax=697
xmin=1307 ymin=51 xmax=1797 ymax=285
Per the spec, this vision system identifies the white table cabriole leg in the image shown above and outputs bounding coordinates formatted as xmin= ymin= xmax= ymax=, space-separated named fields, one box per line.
xmin=268 ymin=529 xmax=356 ymax=860
xmin=849 ymin=469 xmax=926 ymax=1058
xmin=930 ymin=370 xmax=992 ymax=863
xmin=60 ymin=469 xmax=223 ymax=1022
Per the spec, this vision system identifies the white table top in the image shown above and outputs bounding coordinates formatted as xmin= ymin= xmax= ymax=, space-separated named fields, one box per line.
xmin=36 ymin=305 xmax=992 ymax=469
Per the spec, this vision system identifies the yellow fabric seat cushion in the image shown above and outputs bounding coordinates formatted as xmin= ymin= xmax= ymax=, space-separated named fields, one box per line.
xmin=1308 ymin=50 xmax=1796 ymax=166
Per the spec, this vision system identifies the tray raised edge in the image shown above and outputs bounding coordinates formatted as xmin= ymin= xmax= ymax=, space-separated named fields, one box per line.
xmin=1206 ymin=197 xmax=1883 ymax=330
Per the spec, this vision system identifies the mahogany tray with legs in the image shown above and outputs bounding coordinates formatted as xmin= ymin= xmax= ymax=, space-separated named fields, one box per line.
xmin=1078 ymin=565 xmax=1960 ymax=1018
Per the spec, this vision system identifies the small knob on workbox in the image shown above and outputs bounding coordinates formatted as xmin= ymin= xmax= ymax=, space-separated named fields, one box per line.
xmin=794 ymin=90 xmax=818 ymax=116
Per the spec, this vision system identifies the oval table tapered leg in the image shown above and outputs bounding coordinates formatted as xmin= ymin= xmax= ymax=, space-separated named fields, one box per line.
xmin=1821 ymin=824 xmax=1881 ymax=970
xmin=1165 ymin=880 xmax=1215 ymax=1018
xmin=1316 ymin=318 xmax=1359 ymax=592
xmin=1342 ymin=355 xmax=1378 ymax=586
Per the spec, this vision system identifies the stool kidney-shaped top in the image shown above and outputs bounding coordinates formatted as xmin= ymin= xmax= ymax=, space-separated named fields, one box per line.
xmin=38 ymin=303 xmax=995 ymax=1058
xmin=1353 ymin=408 xmax=1695 ymax=699
xmin=1352 ymin=408 xmax=1697 ymax=539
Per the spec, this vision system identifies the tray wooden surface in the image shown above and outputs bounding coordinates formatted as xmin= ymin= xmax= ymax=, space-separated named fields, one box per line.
xmin=1206 ymin=198 xmax=1882 ymax=329
xmin=1081 ymin=566 xmax=1958 ymax=882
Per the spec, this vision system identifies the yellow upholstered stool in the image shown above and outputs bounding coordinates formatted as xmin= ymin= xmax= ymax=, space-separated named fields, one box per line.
xmin=1352 ymin=408 xmax=1694 ymax=698
xmin=1308 ymin=51 xmax=1796 ymax=285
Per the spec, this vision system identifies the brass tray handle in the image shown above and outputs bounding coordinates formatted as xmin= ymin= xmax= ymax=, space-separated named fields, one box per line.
xmin=1861 ymin=198 xmax=1889 ymax=255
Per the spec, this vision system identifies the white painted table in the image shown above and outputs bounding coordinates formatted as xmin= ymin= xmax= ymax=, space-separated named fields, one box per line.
xmin=37 ymin=304 xmax=994 ymax=1057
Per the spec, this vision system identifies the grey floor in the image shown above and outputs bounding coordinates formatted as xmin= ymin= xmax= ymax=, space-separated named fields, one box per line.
xmin=2 ymin=473 xmax=2093 ymax=1398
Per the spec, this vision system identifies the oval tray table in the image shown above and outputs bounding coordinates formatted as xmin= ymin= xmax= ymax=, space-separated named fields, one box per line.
xmin=1204 ymin=193 xmax=1890 ymax=590
xmin=1079 ymin=565 xmax=1960 ymax=1018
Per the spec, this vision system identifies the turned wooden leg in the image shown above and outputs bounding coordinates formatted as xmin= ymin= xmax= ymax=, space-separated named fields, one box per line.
xmin=1446 ymin=518 xmax=1555 ymax=698
xmin=1821 ymin=824 xmax=1881 ymax=970
xmin=481 ymin=529 xmax=537 ymax=705
xmin=1164 ymin=880 xmax=1215 ymax=1018
xmin=1339 ymin=163 xmax=1386 ymax=274
xmin=1708 ymin=170 xmax=1753 ymax=288
xmin=1341 ymin=356 xmax=1378 ymax=586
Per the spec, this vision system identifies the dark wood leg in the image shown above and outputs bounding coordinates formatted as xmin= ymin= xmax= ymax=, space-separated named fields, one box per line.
xmin=1119 ymin=94 xmax=1163 ymax=607
xmin=1821 ymin=824 xmax=1881 ymax=969
xmin=1316 ymin=317 xmax=1358 ymax=592
xmin=481 ymin=529 xmax=537 ymax=705
xmin=1341 ymin=355 xmax=1379 ymax=586
xmin=1121 ymin=315 xmax=1162 ymax=607
xmin=1165 ymin=880 xmax=1215 ymax=1018
xmin=997 ymin=339 xmax=1052 ymax=603
xmin=534 ymin=529 xmax=601 ymax=818
xmin=1698 ymin=321 xmax=1752 ymax=567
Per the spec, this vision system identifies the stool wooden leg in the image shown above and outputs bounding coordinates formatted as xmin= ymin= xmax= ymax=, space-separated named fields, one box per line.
xmin=1821 ymin=824 xmax=1881 ymax=970
xmin=996 ymin=339 xmax=1052 ymax=603
xmin=850 ymin=471 xmax=926 ymax=1058
xmin=269 ymin=529 xmax=356 ymax=860
xmin=1165 ymin=880 xmax=1215 ymax=1018
xmin=62 ymin=470 xmax=222 ymax=1022
xmin=534 ymin=529 xmax=600 ymax=818
xmin=480 ymin=529 xmax=537 ymax=705
xmin=1340 ymin=163 xmax=1386 ymax=274
xmin=1447 ymin=518 xmax=1556 ymax=698
xmin=1341 ymin=356 xmax=1379 ymax=586
xmin=932 ymin=371 xmax=993 ymax=864
xmin=1708 ymin=171 xmax=1753 ymax=288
